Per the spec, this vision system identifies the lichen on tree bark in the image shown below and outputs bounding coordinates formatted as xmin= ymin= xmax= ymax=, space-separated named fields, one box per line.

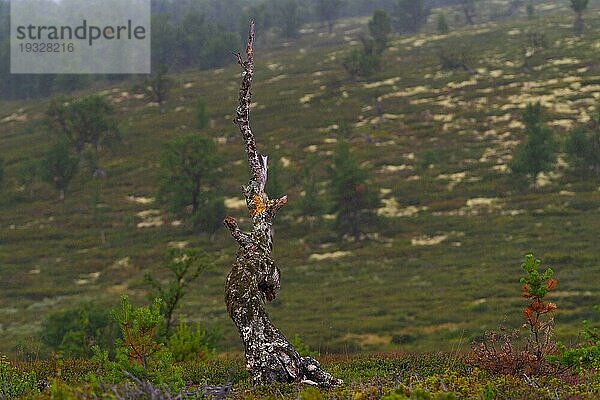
xmin=223 ymin=20 xmax=342 ymax=387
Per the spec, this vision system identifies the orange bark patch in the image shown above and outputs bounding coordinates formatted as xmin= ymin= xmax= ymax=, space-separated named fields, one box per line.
xmin=252 ymin=195 xmax=266 ymax=216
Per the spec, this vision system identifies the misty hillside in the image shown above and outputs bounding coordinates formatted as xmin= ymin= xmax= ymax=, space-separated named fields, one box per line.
xmin=1 ymin=0 xmax=599 ymax=359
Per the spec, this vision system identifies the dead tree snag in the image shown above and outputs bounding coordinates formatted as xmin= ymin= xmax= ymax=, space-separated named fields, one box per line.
xmin=223 ymin=20 xmax=342 ymax=387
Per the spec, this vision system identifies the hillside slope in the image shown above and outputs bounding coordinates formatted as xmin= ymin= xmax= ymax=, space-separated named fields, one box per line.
xmin=1 ymin=2 xmax=599 ymax=355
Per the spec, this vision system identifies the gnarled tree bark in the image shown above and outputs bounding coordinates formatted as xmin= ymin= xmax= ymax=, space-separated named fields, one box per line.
xmin=223 ymin=20 xmax=342 ymax=387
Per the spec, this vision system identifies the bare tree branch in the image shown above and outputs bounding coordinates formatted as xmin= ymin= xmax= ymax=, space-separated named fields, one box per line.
xmin=233 ymin=19 xmax=265 ymax=192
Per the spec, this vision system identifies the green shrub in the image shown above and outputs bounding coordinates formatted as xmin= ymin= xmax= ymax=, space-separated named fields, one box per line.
xmin=166 ymin=320 xmax=218 ymax=362
xmin=343 ymin=10 xmax=390 ymax=77
xmin=93 ymin=296 xmax=183 ymax=391
xmin=40 ymin=304 xmax=118 ymax=358
xmin=470 ymin=254 xmax=558 ymax=375
xmin=330 ymin=140 xmax=380 ymax=240
xmin=436 ymin=12 xmax=449 ymax=34
xmin=382 ymin=386 xmax=458 ymax=400
xmin=145 ymin=248 xmax=212 ymax=337
xmin=158 ymin=134 xmax=224 ymax=234
xmin=343 ymin=47 xmax=381 ymax=78
xmin=195 ymin=98 xmax=209 ymax=130
xmin=565 ymin=108 xmax=600 ymax=176
xmin=15 ymin=358 xmax=99 ymax=385
xmin=289 ymin=335 xmax=318 ymax=358
xmin=555 ymin=305 xmax=600 ymax=373
xmin=415 ymin=150 xmax=440 ymax=173
xmin=0 ymin=354 xmax=39 ymax=399
xmin=180 ymin=358 xmax=249 ymax=386
xmin=509 ymin=103 xmax=558 ymax=187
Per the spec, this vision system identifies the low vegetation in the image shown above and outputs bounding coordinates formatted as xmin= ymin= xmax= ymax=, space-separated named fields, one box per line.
xmin=0 ymin=255 xmax=598 ymax=398
xmin=1 ymin=0 xmax=600 ymax=397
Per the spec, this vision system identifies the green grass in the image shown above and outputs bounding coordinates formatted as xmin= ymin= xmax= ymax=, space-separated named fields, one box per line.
xmin=6 ymin=354 xmax=600 ymax=399
xmin=1 ymin=0 xmax=600 ymax=358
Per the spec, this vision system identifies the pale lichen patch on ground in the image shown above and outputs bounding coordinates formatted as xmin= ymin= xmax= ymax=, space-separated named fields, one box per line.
xmin=136 ymin=209 xmax=163 ymax=228
xmin=126 ymin=195 xmax=155 ymax=204
xmin=308 ymin=251 xmax=351 ymax=261
xmin=411 ymin=234 xmax=448 ymax=246
xmin=377 ymin=198 xmax=428 ymax=218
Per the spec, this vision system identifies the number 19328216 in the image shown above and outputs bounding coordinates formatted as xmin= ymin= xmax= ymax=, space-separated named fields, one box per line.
xmin=19 ymin=42 xmax=75 ymax=53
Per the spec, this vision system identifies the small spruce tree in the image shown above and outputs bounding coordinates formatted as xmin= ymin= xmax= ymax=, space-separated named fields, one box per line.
xmin=17 ymin=159 xmax=40 ymax=199
xmin=526 ymin=1 xmax=535 ymax=20
xmin=297 ymin=156 xmax=327 ymax=221
xmin=570 ymin=0 xmax=589 ymax=36
xmin=144 ymin=65 xmax=173 ymax=113
xmin=195 ymin=99 xmax=209 ymax=130
xmin=437 ymin=12 xmax=450 ymax=34
xmin=330 ymin=141 xmax=379 ymax=240
xmin=394 ymin=0 xmax=430 ymax=33
xmin=565 ymin=107 xmax=600 ymax=176
xmin=461 ymin=0 xmax=477 ymax=25
xmin=316 ymin=0 xmax=345 ymax=34
xmin=369 ymin=9 xmax=392 ymax=52
xmin=509 ymin=102 xmax=558 ymax=187
xmin=276 ymin=0 xmax=301 ymax=38
xmin=343 ymin=10 xmax=391 ymax=77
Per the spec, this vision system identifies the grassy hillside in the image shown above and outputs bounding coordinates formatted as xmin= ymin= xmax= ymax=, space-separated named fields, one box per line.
xmin=1 ymin=0 xmax=600 ymax=357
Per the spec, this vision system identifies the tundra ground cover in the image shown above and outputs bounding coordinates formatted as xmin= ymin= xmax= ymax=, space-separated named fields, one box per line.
xmin=0 ymin=0 xmax=599 ymax=364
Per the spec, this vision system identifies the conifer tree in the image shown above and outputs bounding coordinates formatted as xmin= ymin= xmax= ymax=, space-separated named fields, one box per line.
xmin=40 ymin=140 xmax=79 ymax=201
xmin=315 ymin=0 xmax=345 ymax=34
xmin=158 ymin=135 xmax=224 ymax=234
xmin=330 ymin=141 xmax=379 ymax=240
xmin=394 ymin=0 xmax=430 ymax=33
xmin=570 ymin=0 xmax=589 ymax=36
xmin=343 ymin=10 xmax=391 ymax=77
xmin=437 ymin=12 xmax=450 ymax=34
xmin=565 ymin=107 xmax=600 ymax=176
xmin=298 ymin=156 xmax=327 ymax=220
xmin=509 ymin=103 xmax=558 ymax=187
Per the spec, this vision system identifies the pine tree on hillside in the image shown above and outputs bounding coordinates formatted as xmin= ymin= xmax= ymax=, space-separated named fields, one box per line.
xmin=437 ymin=12 xmax=450 ymax=34
xmin=509 ymin=103 xmax=558 ymax=187
xmin=315 ymin=0 xmax=345 ymax=34
xmin=343 ymin=10 xmax=391 ymax=77
xmin=330 ymin=140 xmax=379 ymax=240
xmin=297 ymin=156 xmax=327 ymax=221
xmin=394 ymin=0 xmax=430 ymax=33
xmin=158 ymin=134 xmax=224 ymax=234
xmin=565 ymin=107 xmax=600 ymax=176
xmin=570 ymin=0 xmax=589 ymax=36
xmin=461 ymin=0 xmax=477 ymax=25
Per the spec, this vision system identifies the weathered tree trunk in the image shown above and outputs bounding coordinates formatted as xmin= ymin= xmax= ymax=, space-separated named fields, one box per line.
xmin=223 ymin=20 xmax=342 ymax=388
